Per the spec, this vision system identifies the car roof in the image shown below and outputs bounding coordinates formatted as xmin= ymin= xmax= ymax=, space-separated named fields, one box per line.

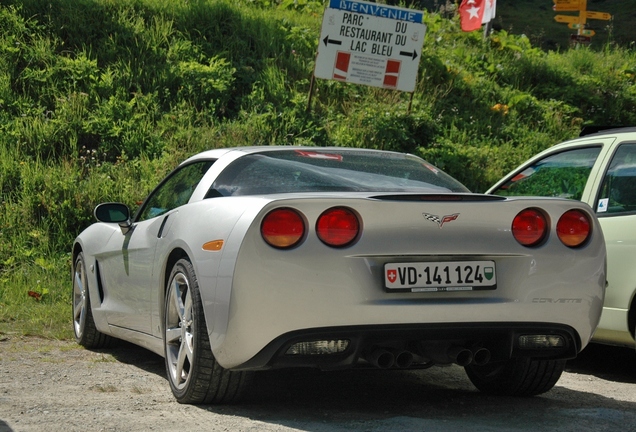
xmin=578 ymin=126 xmax=636 ymax=137
xmin=545 ymin=126 xmax=636 ymax=152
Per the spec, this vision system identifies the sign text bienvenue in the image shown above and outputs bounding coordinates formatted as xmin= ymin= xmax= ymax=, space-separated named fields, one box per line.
xmin=329 ymin=0 xmax=423 ymax=23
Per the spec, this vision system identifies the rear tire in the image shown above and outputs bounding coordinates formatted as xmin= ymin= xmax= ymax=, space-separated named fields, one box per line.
xmin=164 ymin=258 xmax=252 ymax=404
xmin=72 ymin=252 xmax=112 ymax=348
xmin=465 ymin=357 xmax=566 ymax=396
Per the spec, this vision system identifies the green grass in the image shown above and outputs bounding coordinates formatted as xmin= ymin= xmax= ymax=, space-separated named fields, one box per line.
xmin=0 ymin=257 xmax=73 ymax=340
xmin=1 ymin=0 xmax=635 ymax=340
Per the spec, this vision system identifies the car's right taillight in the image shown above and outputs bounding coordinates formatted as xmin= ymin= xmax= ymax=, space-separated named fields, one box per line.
xmin=316 ymin=207 xmax=360 ymax=248
xmin=557 ymin=209 xmax=591 ymax=248
xmin=261 ymin=208 xmax=305 ymax=249
xmin=512 ymin=208 xmax=548 ymax=247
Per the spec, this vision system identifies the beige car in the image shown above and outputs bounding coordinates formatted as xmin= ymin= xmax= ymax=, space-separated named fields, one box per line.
xmin=488 ymin=127 xmax=636 ymax=351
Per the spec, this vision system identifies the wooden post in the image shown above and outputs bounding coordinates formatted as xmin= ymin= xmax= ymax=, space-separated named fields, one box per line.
xmin=306 ymin=74 xmax=316 ymax=113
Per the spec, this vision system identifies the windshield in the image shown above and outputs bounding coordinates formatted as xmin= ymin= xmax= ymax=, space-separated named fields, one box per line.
xmin=209 ymin=149 xmax=469 ymax=196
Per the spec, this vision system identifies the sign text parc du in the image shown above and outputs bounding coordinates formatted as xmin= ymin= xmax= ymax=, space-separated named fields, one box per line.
xmin=314 ymin=0 xmax=426 ymax=93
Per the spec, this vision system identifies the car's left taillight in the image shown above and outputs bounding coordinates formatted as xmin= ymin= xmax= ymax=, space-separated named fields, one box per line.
xmin=261 ymin=208 xmax=305 ymax=249
xmin=512 ymin=208 xmax=548 ymax=247
xmin=557 ymin=209 xmax=591 ymax=248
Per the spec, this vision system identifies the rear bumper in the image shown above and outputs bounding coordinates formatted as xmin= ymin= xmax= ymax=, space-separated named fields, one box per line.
xmin=209 ymin=250 xmax=603 ymax=368
xmin=232 ymin=322 xmax=580 ymax=371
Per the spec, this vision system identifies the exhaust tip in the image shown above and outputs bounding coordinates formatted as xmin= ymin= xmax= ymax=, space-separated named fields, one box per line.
xmin=394 ymin=350 xmax=414 ymax=368
xmin=366 ymin=349 xmax=395 ymax=369
xmin=447 ymin=346 xmax=473 ymax=366
xmin=472 ymin=347 xmax=491 ymax=366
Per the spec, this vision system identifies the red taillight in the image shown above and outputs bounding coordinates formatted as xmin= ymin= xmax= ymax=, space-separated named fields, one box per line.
xmin=557 ymin=209 xmax=591 ymax=248
xmin=512 ymin=208 xmax=548 ymax=247
xmin=261 ymin=208 xmax=305 ymax=249
xmin=316 ymin=207 xmax=360 ymax=247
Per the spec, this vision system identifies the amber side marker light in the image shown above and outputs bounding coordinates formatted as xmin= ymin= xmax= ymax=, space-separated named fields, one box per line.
xmin=202 ymin=240 xmax=224 ymax=251
xmin=557 ymin=209 xmax=591 ymax=248
xmin=261 ymin=208 xmax=306 ymax=249
xmin=512 ymin=208 xmax=548 ymax=247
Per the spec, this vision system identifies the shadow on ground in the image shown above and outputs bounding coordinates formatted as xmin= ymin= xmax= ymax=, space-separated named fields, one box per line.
xmin=98 ymin=339 xmax=636 ymax=431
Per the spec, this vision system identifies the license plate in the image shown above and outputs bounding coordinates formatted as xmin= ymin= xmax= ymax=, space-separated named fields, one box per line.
xmin=384 ymin=261 xmax=496 ymax=293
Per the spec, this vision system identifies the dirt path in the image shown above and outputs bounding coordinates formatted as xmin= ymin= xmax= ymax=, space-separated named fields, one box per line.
xmin=1 ymin=335 xmax=635 ymax=432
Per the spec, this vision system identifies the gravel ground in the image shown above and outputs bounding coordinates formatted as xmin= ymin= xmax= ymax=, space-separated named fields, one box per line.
xmin=1 ymin=335 xmax=635 ymax=432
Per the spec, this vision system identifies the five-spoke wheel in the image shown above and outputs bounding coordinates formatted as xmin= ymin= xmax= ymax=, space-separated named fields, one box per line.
xmin=164 ymin=258 xmax=252 ymax=404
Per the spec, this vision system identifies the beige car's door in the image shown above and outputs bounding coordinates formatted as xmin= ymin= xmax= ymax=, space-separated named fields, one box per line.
xmin=591 ymin=141 xmax=636 ymax=347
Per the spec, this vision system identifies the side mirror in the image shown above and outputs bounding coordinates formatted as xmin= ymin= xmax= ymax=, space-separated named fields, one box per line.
xmin=94 ymin=203 xmax=133 ymax=235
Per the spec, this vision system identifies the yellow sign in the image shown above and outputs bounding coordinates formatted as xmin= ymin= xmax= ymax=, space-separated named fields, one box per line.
xmin=554 ymin=15 xmax=582 ymax=24
xmin=580 ymin=29 xmax=596 ymax=36
xmin=552 ymin=3 xmax=581 ymax=12
xmin=585 ymin=11 xmax=611 ymax=20
xmin=567 ymin=23 xmax=582 ymax=29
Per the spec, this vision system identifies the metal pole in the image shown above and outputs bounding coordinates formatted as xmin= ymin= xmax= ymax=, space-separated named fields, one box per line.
xmin=483 ymin=20 xmax=492 ymax=39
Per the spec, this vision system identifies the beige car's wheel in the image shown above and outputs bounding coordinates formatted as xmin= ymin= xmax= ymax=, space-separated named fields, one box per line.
xmin=164 ymin=258 xmax=252 ymax=404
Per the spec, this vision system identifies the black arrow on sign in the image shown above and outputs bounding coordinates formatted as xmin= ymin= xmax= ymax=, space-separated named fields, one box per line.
xmin=323 ymin=36 xmax=342 ymax=46
xmin=399 ymin=50 xmax=418 ymax=60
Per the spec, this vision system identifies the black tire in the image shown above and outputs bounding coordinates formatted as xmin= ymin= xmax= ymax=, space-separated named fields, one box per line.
xmin=72 ymin=252 xmax=112 ymax=348
xmin=465 ymin=357 xmax=566 ymax=396
xmin=164 ymin=258 xmax=252 ymax=404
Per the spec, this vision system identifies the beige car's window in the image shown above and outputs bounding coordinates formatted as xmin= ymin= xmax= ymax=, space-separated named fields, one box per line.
xmin=491 ymin=146 xmax=601 ymax=200
xmin=138 ymin=160 xmax=213 ymax=221
xmin=596 ymin=143 xmax=636 ymax=214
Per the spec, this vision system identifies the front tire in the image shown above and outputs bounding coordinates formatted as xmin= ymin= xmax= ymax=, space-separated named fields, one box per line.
xmin=164 ymin=258 xmax=252 ymax=404
xmin=72 ymin=252 xmax=111 ymax=348
xmin=465 ymin=357 xmax=566 ymax=396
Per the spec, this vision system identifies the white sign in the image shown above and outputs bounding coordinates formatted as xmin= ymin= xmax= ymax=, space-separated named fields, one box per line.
xmin=314 ymin=0 xmax=426 ymax=93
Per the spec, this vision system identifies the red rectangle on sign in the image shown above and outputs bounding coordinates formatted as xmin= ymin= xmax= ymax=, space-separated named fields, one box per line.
xmin=335 ymin=52 xmax=351 ymax=73
xmin=385 ymin=60 xmax=401 ymax=74
xmin=384 ymin=75 xmax=398 ymax=87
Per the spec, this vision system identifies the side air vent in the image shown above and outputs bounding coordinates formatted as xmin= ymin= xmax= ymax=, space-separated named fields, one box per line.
xmin=95 ymin=260 xmax=105 ymax=303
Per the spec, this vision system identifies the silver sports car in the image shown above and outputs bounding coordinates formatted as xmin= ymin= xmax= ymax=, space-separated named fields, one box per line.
xmin=72 ymin=146 xmax=606 ymax=404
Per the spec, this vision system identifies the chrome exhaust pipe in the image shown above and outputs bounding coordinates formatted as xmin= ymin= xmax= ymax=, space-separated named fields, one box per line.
xmin=471 ymin=347 xmax=491 ymax=366
xmin=447 ymin=346 xmax=473 ymax=366
xmin=366 ymin=349 xmax=395 ymax=369
xmin=393 ymin=350 xmax=414 ymax=368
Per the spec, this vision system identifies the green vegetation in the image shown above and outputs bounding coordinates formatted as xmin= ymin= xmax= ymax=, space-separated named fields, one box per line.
xmin=1 ymin=0 xmax=635 ymax=339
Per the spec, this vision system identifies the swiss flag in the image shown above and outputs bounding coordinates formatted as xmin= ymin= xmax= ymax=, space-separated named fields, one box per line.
xmin=482 ymin=0 xmax=497 ymax=24
xmin=387 ymin=269 xmax=397 ymax=284
xmin=459 ymin=0 xmax=496 ymax=32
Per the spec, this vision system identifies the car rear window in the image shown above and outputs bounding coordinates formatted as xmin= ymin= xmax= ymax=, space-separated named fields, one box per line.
xmin=208 ymin=149 xmax=469 ymax=196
